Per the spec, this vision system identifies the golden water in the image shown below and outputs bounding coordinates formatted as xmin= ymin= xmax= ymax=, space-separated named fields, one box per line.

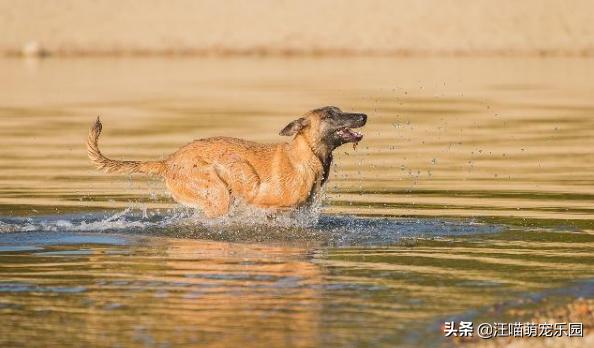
xmin=1 ymin=57 xmax=593 ymax=347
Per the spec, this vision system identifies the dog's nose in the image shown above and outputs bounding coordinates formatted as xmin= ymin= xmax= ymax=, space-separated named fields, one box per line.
xmin=360 ymin=114 xmax=367 ymax=124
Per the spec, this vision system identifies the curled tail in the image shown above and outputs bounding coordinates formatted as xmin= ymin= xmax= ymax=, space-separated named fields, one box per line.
xmin=86 ymin=117 xmax=166 ymax=176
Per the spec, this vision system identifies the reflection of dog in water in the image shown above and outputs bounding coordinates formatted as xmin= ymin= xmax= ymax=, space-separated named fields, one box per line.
xmin=87 ymin=106 xmax=367 ymax=217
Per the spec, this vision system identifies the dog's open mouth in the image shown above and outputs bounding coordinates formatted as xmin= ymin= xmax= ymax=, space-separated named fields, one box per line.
xmin=336 ymin=127 xmax=363 ymax=150
xmin=336 ymin=127 xmax=363 ymax=143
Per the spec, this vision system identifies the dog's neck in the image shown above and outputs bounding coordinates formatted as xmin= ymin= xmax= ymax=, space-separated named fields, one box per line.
xmin=291 ymin=133 xmax=332 ymax=167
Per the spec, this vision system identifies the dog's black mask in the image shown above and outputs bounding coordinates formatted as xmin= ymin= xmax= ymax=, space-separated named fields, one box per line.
xmin=280 ymin=106 xmax=367 ymax=151
xmin=316 ymin=106 xmax=367 ymax=148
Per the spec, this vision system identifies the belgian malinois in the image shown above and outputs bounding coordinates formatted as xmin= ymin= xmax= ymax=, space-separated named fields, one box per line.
xmin=87 ymin=106 xmax=367 ymax=217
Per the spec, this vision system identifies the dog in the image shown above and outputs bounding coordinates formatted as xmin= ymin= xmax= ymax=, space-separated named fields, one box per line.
xmin=87 ymin=106 xmax=367 ymax=217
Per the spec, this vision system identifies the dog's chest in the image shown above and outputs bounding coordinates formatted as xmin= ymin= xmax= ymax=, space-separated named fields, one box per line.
xmin=288 ymin=163 xmax=322 ymax=204
xmin=253 ymin=158 xmax=322 ymax=208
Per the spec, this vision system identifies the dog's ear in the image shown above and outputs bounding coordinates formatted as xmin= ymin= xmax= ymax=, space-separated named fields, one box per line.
xmin=279 ymin=117 xmax=309 ymax=136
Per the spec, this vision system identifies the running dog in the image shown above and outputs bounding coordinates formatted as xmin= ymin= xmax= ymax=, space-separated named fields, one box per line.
xmin=87 ymin=106 xmax=367 ymax=217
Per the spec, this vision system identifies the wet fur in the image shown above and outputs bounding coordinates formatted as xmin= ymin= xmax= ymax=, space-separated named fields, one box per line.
xmin=87 ymin=106 xmax=366 ymax=217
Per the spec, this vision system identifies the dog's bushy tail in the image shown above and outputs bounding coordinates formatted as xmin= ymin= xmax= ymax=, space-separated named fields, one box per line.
xmin=86 ymin=117 xmax=166 ymax=176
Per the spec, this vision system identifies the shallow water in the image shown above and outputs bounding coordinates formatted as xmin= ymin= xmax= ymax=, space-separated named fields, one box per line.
xmin=1 ymin=57 xmax=593 ymax=347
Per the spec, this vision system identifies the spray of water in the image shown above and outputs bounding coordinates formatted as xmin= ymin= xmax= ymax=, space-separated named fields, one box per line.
xmin=0 ymin=199 xmax=503 ymax=247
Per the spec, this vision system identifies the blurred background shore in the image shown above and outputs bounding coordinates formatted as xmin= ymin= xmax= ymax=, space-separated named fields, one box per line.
xmin=2 ymin=0 xmax=594 ymax=57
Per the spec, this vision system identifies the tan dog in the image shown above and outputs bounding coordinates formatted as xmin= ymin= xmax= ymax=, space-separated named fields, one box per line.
xmin=87 ymin=106 xmax=367 ymax=217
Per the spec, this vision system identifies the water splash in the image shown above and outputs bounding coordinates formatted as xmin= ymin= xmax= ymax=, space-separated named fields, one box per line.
xmin=0 ymin=206 xmax=504 ymax=247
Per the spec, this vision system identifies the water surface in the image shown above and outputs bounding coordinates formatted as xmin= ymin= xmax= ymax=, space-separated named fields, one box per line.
xmin=1 ymin=57 xmax=593 ymax=347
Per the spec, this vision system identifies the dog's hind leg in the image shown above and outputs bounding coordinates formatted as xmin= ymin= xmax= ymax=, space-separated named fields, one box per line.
xmin=165 ymin=166 xmax=230 ymax=218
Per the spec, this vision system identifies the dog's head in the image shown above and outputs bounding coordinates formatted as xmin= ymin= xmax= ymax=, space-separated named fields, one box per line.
xmin=280 ymin=106 xmax=367 ymax=152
